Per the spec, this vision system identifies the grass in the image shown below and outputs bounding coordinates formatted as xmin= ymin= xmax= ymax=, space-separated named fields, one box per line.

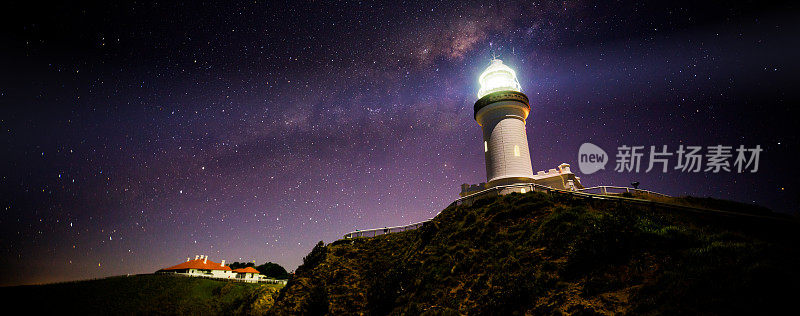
xmin=0 ymin=274 xmax=283 ymax=315
xmin=270 ymin=192 xmax=800 ymax=315
xmin=6 ymin=192 xmax=794 ymax=314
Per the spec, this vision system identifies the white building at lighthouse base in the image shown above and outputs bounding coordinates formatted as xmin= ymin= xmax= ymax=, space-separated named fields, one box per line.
xmin=460 ymin=163 xmax=583 ymax=197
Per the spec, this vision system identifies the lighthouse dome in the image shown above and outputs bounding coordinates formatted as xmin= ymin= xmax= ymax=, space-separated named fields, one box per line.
xmin=477 ymin=59 xmax=522 ymax=99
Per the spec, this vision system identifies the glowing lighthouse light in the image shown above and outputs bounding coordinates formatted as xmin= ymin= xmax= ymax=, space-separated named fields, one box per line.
xmin=477 ymin=59 xmax=522 ymax=99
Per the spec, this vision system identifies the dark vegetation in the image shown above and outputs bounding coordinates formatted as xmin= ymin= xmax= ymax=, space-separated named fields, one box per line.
xmin=256 ymin=262 xmax=290 ymax=279
xmin=228 ymin=261 xmax=289 ymax=279
xmin=0 ymin=274 xmax=283 ymax=315
xmin=229 ymin=261 xmax=257 ymax=270
xmin=270 ymin=192 xmax=800 ymax=315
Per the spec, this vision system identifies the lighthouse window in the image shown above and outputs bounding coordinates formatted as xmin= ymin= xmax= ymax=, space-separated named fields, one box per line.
xmin=484 ymin=141 xmax=488 ymax=152
xmin=514 ymin=145 xmax=520 ymax=157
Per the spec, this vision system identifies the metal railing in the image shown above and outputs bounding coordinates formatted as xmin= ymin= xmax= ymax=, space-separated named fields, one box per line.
xmin=453 ymin=182 xmax=556 ymax=206
xmin=342 ymin=183 xmax=566 ymax=239
xmin=576 ymin=186 xmax=670 ymax=197
xmin=342 ymin=220 xmax=430 ymax=239
xmin=341 ymin=182 xmax=797 ymax=239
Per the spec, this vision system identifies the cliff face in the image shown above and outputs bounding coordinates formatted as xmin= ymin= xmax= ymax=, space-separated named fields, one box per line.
xmin=270 ymin=192 xmax=800 ymax=315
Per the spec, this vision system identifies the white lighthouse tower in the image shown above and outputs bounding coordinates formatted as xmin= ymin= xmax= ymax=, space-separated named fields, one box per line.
xmin=474 ymin=59 xmax=535 ymax=187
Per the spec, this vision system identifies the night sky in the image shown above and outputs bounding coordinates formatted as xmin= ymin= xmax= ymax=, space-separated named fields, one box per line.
xmin=1 ymin=1 xmax=798 ymax=286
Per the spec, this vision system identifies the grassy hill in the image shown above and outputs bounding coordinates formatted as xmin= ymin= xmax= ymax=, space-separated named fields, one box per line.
xmin=270 ymin=192 xmax=800 ymax=315
xmin=0 ymin=274 xmax=283 ymax=315
xmin=4 ymin=192 xmax=796 ymax=315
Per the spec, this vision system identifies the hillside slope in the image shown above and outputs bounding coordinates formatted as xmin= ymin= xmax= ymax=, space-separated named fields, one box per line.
xmin=270 ymin=192 xmax=800 ymax=315
xmin=0 ymin=274 xmax=282 ymax=314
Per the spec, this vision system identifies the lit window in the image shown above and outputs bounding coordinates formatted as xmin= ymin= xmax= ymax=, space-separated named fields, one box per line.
xmin=484 ymin=141 xmax=488 ymax=152
xmin=514 ymin=145 xmax=520 ymax=157
xmin=520 ymin=188 xmax=526 ymax=193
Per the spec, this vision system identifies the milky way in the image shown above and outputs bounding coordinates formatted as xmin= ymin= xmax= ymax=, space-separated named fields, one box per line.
xmin=1 ymin=1 xmax=798 ymax=285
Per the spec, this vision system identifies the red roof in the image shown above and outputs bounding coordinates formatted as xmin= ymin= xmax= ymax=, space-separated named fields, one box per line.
xmin=233 ymin=267 xmax=260 ymax=274
xmin=161 ymin=258 xmax=232 ymax=271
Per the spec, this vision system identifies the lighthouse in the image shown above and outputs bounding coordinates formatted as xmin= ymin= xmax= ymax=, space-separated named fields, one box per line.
xmin=474 ymin=59 xmax=535 ymax=187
